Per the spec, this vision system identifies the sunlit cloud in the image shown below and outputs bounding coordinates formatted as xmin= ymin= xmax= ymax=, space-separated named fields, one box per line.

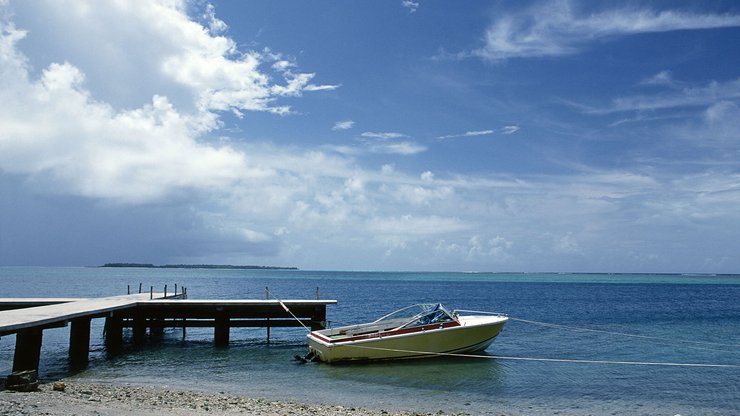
xmin=0 ymin=1 xmax=337 ymax=203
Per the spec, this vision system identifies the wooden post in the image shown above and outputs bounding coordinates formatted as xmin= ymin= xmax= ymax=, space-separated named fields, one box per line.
xmin=69 ymin=317 xmax=91 ymax=368
xmin=265 ymin=287 xmax=271 ymax=343
xmin=150 ymin=286 xmax=153 ymax=300
xmin=214 ymin=312 xmax=230 ymax=347
xmin=164 ymin=284 xmax=168 ymax=298
xmin=138 ymin=283 xmax=142 ymax=294
xmin=104 ymin=315 xmax=123 ymax=352
xmin=12 ymin=327 xmax=43 ymax=372
xmin=127 ymin=285 xmax=131 ymax=295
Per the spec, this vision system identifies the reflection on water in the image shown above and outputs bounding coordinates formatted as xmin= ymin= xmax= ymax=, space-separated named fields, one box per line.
xmin=314 ymin=353 xmax=506 ymax=391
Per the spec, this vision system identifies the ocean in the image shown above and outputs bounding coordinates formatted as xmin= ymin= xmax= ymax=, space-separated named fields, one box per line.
xmin=1 ymin=267 xmax=738 ymax=415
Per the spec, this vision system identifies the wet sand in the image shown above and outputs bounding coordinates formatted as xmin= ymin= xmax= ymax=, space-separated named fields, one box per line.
xmin=0 ymin=381 xmax=477 ymax=416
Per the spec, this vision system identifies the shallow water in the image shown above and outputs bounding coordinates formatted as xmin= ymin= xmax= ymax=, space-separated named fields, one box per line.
xmin=1 ymin=268 xmax=738 ymax=414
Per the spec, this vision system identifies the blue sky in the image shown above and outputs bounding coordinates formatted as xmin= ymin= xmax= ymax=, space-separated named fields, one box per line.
xmin=1 ymin=0 xmax=740 ymax=272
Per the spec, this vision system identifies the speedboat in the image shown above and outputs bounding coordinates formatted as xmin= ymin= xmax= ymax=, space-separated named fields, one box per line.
xmin=305 ymin=303 xmax=507 ymax=363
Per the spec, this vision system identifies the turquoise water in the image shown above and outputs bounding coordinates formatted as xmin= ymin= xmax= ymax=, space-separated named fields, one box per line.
xmin=1 ymin=268 xmax=739 ymax=414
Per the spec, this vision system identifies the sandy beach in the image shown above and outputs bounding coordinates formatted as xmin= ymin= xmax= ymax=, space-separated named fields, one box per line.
xmin=0 ymin=381 xmax=477 ymax=416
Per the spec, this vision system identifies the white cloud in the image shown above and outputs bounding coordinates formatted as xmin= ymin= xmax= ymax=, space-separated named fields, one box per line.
xmin=474 ymin=0 xmax=740 ymax=61
xmin=554 ymin=232 xmax=582 ymax=255
xmin=669 ymin=100 xmax=740 ymax=150
xmin=572 ymin=77 xmax=740 ymax=115
xmin=640 ymin=70 xmax=678 ymax=87
xmin=500 ymin=125 xmax=520 ymax=135
xmin=361 ymin=131 xmax=408 ymax=139
xmin=324 ymin=137 xmax=427 ymax=156
xmin=467 ymin=235 xmax=513 ymax=260
xmin=304 ymin=83 xmax=341 ymax=92
xmin=433 ymin=235 xmax=513 ymax=263
xmin=438 ymin=129 xmax=494 ymax=139
xmin=393 ymin=184 xmax=454 ymax=206
xmin=368 ymin=215 xmax=470 ymax=237
xmin=357 ymin=131 xmax=426 ymax=155
xmin=401 ymin=0 xmax=419 ymax=13
xmin=367 ymin=141 xmax=427 ymax=155
xmin=0 ymin=1 xmax=339 ymax=203
xmin=332 ymin=120 xmax=354 ymax=130
xmin=200 ymin=3 xmax=228 ymax=35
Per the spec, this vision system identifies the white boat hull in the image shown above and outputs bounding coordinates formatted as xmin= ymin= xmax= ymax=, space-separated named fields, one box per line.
xmin=307 ymin=315 xmax=507 ymax=363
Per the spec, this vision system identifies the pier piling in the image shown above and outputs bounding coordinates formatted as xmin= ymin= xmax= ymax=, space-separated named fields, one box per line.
xmin=132 ymin=314 xmax=147 ymax=345
xmin=104 ymin=315 xmax=123 ymax=352
xmin=12 ymin=327 xmax=43 ymax=372
xmin=214 ymin=312 xmax=230 ymax=347
xmin=69 ymin=317 xmax=91 ymax=368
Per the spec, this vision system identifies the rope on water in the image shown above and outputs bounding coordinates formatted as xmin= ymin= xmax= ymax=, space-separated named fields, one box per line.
xmin=346 ymin=345 xmax=740 ymax=368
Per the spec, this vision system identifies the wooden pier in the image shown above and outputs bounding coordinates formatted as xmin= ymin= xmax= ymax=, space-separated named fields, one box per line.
xmin=0 ymin=292 xmax=336 ymax=375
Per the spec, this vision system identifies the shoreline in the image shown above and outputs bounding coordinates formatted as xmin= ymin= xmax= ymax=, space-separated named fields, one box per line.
xmin=0 ymin=381 xmax=477 ymax=416
xmin=1 ymin=380 xmax=732 ymax=416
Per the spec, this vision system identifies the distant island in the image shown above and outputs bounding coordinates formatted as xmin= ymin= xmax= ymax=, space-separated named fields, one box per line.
xmin=101 ymin=263 xmax=298 ymax=270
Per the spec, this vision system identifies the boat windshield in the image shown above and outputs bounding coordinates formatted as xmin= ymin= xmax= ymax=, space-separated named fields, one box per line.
xmin=374 ymin=303 xmax=455 ymax=329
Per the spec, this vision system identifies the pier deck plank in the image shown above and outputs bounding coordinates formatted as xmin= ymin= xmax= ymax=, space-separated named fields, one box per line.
xmin=0 ymin=297 xmax=337 ymax=336
xmin=0 ymin=294 xmax=158 ymax=335
xmin=0 ymin=298 xmax=84 ymax=312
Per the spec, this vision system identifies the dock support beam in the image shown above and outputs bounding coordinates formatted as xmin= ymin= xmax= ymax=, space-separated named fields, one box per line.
xmin=214 ymin=313 xmax=230 ymax=347
xmin=69 ymin=317 xmax=91 ymax=368
xmin=12 ymin=327 xmax=43 ymax=372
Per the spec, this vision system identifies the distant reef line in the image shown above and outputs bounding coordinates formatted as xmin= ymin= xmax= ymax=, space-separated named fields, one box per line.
xmin=101 ymin=263 xmax=298 ymax=270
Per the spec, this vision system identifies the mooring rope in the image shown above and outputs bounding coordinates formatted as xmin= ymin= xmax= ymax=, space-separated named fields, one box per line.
xmin=265 ymin=288 xmax=311 ymax=333
xmin=455 ymin=310 xmax=740 ymax=349
xmin=346 ymin=345 xmax=740 ymax=368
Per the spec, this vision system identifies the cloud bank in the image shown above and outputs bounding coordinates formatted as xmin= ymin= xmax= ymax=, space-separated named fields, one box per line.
xmin=0 ymin=1 xmax=339 ymax=203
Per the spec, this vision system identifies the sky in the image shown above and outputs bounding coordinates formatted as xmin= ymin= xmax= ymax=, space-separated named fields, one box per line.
xmin=1 ymin=0 xmax=740 ymax=273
